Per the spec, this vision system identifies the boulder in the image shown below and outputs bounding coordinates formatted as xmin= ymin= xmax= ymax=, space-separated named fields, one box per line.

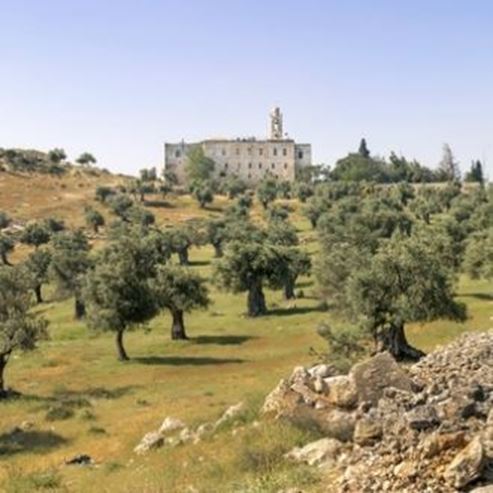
xmin=324 ymin=375 xmax=358 ymax=409
xmin=470 ymin=486 xmax=493 ymax=493
xmin=420 ymin=431 xmax=466 ymax=459
xmin=159 ymin=417 xmax=186 ymax=435
xmin=261 ymin=379 xmax=303 ymax=419
xmin=308 ymin=364 xmax=335 ymax=379
xmin=214 ymin=402 xmax=245 ymax=429
xmin=444 ymin=436 xmax=485 ymax=489
xmin=320 ymin=409 xmax=356 ymax=442
xmin=353 ymin=417 xmax=383 ymax=446
xmin=285 ymin=437 xmax=342 ymax=466
xmin=134 ymin=431 xmax=164 ymax=454
xmin=349 ymin=352 xmax=413 ymax=405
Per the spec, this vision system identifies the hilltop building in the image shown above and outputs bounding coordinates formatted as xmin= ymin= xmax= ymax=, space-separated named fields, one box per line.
xmin=162 ymin=108 xmax=312 ymax=184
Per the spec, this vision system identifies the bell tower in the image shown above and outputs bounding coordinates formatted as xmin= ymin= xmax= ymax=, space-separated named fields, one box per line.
xmin=269 ymin=106 xmax=283 ymax=140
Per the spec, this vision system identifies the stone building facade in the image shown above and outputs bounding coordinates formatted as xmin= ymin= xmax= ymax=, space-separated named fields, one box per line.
xmin=162 ymin=108 xmax=311 ymax=184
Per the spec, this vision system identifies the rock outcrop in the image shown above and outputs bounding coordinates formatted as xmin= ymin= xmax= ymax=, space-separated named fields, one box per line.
xmin=264 ymin=330 xmax=493 ymax=492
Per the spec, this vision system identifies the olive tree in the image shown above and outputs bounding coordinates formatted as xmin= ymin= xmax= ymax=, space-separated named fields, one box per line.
xmin=50 ymin=230 xmax=91 ymax=318
xmin=346 ymin=232 xmax=466 ymax=360
xmin=214 ymin=241 xmax=281 ymax=316
xmin=463 ymin=228 xmax=493 ymax=279
xmin=256 ymin=177 xmax=278 ymax=209
xmin=20 ymin=222 xmax=51 ymax=248
xmin=23 ymin=248 xmax=52 ymax=303
xmin=85 ymin=207 xmax=105 ymax=233
xmin=0 ymin=266 xmax=48 ymax=396
xmin=152 ymin=265 xmax=209 ymax=340
xmin=83 ymin=250 xmax=157 ymax=361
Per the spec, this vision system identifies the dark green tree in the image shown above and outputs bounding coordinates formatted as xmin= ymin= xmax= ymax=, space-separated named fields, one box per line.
xmin=358 ymin=138 xmax=370 ymax=158
xmin=185 ymin=147 xmax=215 ymax=182
xmin=85 ymin=207 xmax=105 ymax=233
xmin=20 ymin=222 xmax=51 ymax=248
xmin=23 ymin=248 xmax=52 ymax=303
xmin=95 ymin=186 xmax=116 ymax=203
xmin=76 ymin=152 xmax=97 ymax=166
xmin=256 ymin=177 xmax=278 ymax=208
xmin=152 ymin=265 xmax=209 ymax=340
xmin=193 ymin=181 xmax=214 ymax=208
xmin=48 ymin=148 xmax=66 ymax=164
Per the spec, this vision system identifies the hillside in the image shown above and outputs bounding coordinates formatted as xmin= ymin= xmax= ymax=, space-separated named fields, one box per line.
xmin=0 ymin=162 xmax=491 ymax=492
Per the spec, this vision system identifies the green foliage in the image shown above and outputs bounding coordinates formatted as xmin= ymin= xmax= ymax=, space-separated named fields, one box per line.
xmin=185 ymin=147 xmax=215 ymax=183
xmin=43 ymin=217 xmax=65 ymax=233
xmin=464 ymin=160 xmax=484 ymax=185
xmin=47 ymin=148 xmax=66 ymax=164
xmin=0 ymin=266 xmax=48 ymax=393
xmin=76 ymin=152 xmax=97 ymax=166
xmin=438 ymin=143 xmax=461 ymax=182
xmin=0 ymin=212 xmax=11 ymax=229
xmin=20 ymin=222 xmax=51 ymax=248
xmin=294 ymin=182 xmax=314 ymax=202
xmin=463 ymin=228 xmax=493 ymax=279
xmin=222 ymin=175 xmax=248 ymax=199
xmin=256 ymin=177 xmax=278 ymax=208
xmin=193 ymin=181 xmax=214 ymax=208
xmin=108 ymin=194 xmax=134 ymax=220
xmin=84 ymin=207 xmax=105 ymax=233
xmin=95 ymin=185 xmax=116 ymax=203
xmin=22 ymin=247 xmax=52 ymax=302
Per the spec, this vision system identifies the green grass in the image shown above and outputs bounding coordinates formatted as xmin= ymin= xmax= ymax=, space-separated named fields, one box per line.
xmin=0 ymin=194 xmax=491 ymax=492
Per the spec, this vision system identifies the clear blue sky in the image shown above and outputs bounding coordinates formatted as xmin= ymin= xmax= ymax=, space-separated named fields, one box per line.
xmin=1 ymin=0 xmax=493 ymax=178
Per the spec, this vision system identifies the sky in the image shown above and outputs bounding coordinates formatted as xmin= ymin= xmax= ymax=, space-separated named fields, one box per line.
xmin=1 ymin=0 xmax=493 ymax=178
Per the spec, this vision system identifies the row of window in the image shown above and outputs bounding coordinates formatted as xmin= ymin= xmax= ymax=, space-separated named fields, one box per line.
xmin=223 ymin=162 xmax=289 ymax=170
xmin=173 ymin=148 xmax=304 ymax=159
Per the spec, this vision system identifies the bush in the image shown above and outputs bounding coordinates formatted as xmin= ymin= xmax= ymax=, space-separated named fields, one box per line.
xmin=45 ymin=405 xmax=74 ymax=421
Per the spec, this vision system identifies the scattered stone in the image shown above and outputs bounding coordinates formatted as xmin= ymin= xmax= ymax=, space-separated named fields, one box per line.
xmin=324 ymin=375 xmax=357 ymax=408
xmin=308 ymin=363 xmax=335 ymax=379
xmin=285 ymin=437 xmax=342 ymax=466
xmin=353 ymin=417 xmax=382 ymax=445
xmin=134 ymin=431 xmax=164 ymax=454
xmin=406 ymin=405 xmax=440 ymax=431
xmin=214 ymin=401 xmax=245 ymax=429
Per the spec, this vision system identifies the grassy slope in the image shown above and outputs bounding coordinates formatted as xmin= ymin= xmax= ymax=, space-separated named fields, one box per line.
xmin=0 ymin=171 xmax=491 ymax=492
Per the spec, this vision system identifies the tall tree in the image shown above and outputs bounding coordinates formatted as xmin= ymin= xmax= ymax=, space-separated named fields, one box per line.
xmin=85 ymin=207 xmax=105 ymax=233
xmin=464 ymin=160 xmax=484 ymax=185
xmin=358 ymin=138 xmax=370 ymax=158
xmin=256 ymin=177 xmax=278 ymax=209
xmin=185 ymin=147 xmax=215 ymax=183
xmin=0 ymin=266 xmax=48 ymax=397
xmin=438 ymin=144 xmax=461 ymax=182
xmin=48 ymin=148 xmax=66 ymax=164
xmin=152 ymin=265 xmax=209 ymax=340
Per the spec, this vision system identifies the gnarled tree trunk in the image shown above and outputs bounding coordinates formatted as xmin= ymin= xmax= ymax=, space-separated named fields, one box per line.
xmin=1 ymin=253 xmax=12 ymax=266
xmin=213 ymin=243 xmax=223 ymax=258
xmin=116 ymin=330 xmax=129 ymax=361
xmin=74 ymin=297 xmax=85 ymax=319
xmin=171 ymin=309 xmax=187 ymax=340
xmin=284 ymin=276 xmax=296 ymax=300
xmin=34 ymin=284 xmax=43 ymax=303
xmin=178 ymin=249 xmax=189 ymax=266
xmin=375 ymin=321 xmax=425 ymax=361
xmin=0 ymin=353 xmax=10 ymax=398
xmin=247 ymin=279 xmax=267 ymax=317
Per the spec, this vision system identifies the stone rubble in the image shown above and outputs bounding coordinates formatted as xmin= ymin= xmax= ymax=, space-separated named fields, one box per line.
xmin=134 ymin=402 xmax=245 ymax=454
xmin=264 ymin=330 xmax=493 ymax=492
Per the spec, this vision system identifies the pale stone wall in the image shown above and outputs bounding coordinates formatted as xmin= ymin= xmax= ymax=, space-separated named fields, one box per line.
xmin=163 ymin=139 xmax=311 ymax=185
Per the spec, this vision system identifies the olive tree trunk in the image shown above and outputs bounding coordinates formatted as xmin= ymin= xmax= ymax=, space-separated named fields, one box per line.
xmin=171 ymin=309 xmax=188 ymax=340
xmin=375 ymin=321 xmax=425 ymax=361
xmin=116 ymin=330 xmax=129 ymax=361
xmin=34 ymin=284 xmax=43 ymax=304
xmin=0 ymin=353 xmax=10 ymax=398
xmin=247 ymin=279 xmax=267 ymax=317
xmin=178 ymin=249 xmax=189 ymax=266
xmin=213 ymin=243 xmax=223 ymax=258
xmin=1 ymin=253 xmax=11 ymax=266
xmin=284 ymin=276 xmax=296 ymax=300
xmin=74 ymin=297 xmax=85 ymax=319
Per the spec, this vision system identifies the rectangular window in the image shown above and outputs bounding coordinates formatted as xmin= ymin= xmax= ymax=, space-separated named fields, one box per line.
xmin=298 ymin=151 xmax=304 ymax=159
xmin=248 ymin=162 xmax=252 ymax=169
xmin=273 ymin=148 xmax=277 ymax=156
xmin=271 ymin=163 xmax=275 ymax=169
xmin=175 ymin=150 xmax=181 ymax=158
xmin=224 ymin=162 xmax=229 ymax=169
xmin=222 ymin=149 xmax=226 ymax=156
xmin=284 ymin=163 xmax=288 ymax=169
xmin=236 ymin=148 xmax=240 ymax=155
xmin=259 ymin=148 xmax=263 ymax=156
xmin=258 ymin=162 xmax=262 ymax=169
xmin=283 ymin=148 xmax=287 ymax=156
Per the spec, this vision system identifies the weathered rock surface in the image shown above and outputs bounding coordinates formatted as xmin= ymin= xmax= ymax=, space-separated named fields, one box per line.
xmin=285 ymin=437 xmax=343 ymax=466
xmin=261 ymin=330 xmax=493 ymax=492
